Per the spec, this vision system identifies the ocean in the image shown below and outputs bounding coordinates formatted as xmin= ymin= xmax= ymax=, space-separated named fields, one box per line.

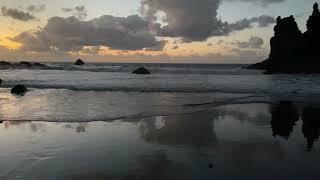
xmin=1 ymin=63 xmax=320 ymax=121
xmin=0 ymin=63 xmax=320 ymax=179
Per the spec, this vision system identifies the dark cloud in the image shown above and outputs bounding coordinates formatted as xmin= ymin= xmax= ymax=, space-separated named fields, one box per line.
xmin=26 ymin=5 xmax=46 ymax=13
xmin=250 ymin=15 xmax=276 ymax=27
xmin=141 ymin=0 xmax=223 ymax=41
xmin=236 ymin=36 xmax=264 ymax=48
xmin=11 ymin=15 xmax=165 ymax=52
xmin=224 ymin=0 xmax=287 ymax=6
xmin=141 ymin=0 xmax=275 ymax=41
xmin=1 ymin=6 xmax=36 ymax=21
xmin=62 ymin=6 xmax=87 ymax=19
xmin=226 ymin=15 xmax=275 ymax=32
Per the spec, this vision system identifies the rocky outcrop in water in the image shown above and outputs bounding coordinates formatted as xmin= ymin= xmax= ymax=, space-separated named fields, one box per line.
xmin=11 ymin=85 xmax=28 ymax=95
xmin=132 ymin=67 xmax=151 ymax=74
xmin=248 ymin=3 xmax=320 ymax=73
xmin=74 ymin=59 xmax=85 ymax=66
xmin=0 ymin=61 xmax=48 ymax=69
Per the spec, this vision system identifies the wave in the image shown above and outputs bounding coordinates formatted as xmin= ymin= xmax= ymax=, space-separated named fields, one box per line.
xmin=1 ymin=63 xmax=259 ymax=75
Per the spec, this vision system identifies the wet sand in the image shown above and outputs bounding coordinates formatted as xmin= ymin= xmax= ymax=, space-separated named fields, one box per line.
xmin=0 ymin=103 xmax=319 ymax=179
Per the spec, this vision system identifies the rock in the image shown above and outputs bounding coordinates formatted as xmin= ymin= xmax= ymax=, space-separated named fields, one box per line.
xmin=208 ymin=163 xmax=213 ymax=168
xmin=0 ymin=61 xmax=11 ymax=66
xmin=33 ymin=63 xmax=47 ymax=67
xmin=132 ymin=67 xmax=151 ymax=74
xmin=74 ymin=59 xmax=85 ymax=65
xmin=0 ymin=79 xmax=2 ymax=86
xmin=19 ymin=61 xmax=32 ymax=67
xmin=247 ymin=3 xmax=320 ymax=73
xmin=11 ymin=85 xmax=28 ymax=95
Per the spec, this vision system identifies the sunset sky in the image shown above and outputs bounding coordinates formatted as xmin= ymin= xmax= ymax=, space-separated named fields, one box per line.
xmin=0 ymin=0 xmax=317 ymax=63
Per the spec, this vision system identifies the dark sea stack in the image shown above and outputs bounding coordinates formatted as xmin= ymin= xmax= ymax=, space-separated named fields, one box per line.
xmin=132 ymin=67 xmax=151 ymax=74
xmin=74 ymin=59 xmax=85 ymax=66
xmin=248 ymin=3 xmax=320 ymax=73
xmin=11 ymin=85 xmax=28 ymax=95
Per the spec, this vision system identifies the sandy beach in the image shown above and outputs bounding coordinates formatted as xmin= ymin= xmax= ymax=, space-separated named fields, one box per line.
xmin=0 ymin=102 xmax=319 ymax=179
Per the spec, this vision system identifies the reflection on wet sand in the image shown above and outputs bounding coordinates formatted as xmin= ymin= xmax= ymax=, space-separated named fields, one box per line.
xmin=269 ymin=102 xmax=320 ymax=151
xmin=0 ymin=103 xmax=320 ymax=179
xmin=302 ymin=107 xmax=320 ymax=151
xmin=271 ymin=101 xmax=299 ymax=139
xmin=139 ymin=112 xmax=216 ymax=146
xmin=67 ymin=151 xmax=186 ymax=180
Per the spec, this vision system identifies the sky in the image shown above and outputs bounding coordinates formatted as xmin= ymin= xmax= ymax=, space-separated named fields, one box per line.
xmin=0 ymin=0 xmax=317 ymax=63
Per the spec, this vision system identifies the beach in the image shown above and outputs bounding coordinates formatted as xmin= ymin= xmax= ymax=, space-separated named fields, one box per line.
xmin=0 ymin=103 xmax=319 ymax=179
xmin=1 ymin=63 xmax=320 ymax=179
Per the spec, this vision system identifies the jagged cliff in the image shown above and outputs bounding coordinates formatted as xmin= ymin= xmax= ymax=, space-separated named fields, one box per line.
xmin=248 ymin=3 xmax=320 ymax=73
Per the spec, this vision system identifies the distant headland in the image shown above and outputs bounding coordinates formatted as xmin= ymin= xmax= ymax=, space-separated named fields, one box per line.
xmin=248 ymin=3 xmax=320 ymax=74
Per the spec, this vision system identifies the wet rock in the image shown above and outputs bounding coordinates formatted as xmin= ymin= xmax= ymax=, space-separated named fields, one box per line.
xmin=247 ymin=3 xmax=320 ymax=73
xmin=19 ymin=61 xmax=32 ymax=67
xmin=0 ymin=61 xmax=11 ymax=66
xmin=11 ymin=85 xmax=28 ymax=95
xmin=208 ymin=163 xmax=213 ymax=168
xmin=33 ymin=63 xmax=47 ymax=67
xmin=132 ymin=67 xmax=151 ymax=74
xmin=74 ymin=59 xmax=85 ymax=66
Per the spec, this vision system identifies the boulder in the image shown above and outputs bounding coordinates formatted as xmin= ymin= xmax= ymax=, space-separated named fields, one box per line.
xmin=74 ymin=59 xmax=85 ymax=65
xmin=19 ymin=61 xmax=32 ymax=67
xmin=132 ymin=67 xmax=151 ymax=74
xmin=11 ymin=85 xmax=28 ymax=95
xmin=0 ymin=61 xmax=11 ymax=66
xmin=33 ymin=63 xmax=47 ymax=67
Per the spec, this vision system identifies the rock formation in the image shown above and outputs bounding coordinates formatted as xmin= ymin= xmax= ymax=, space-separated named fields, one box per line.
xmin=248 ymin=3 xmax=320 ymax=73
xmin=74 ymin=59 xmax=85 ymax=66
xmin=132 ymin=67 xmax=151 ymax=74
xmin=0 ymin=61 xmax=48 ymax=69
xmin=11 ymin=85 xmax=28 ymax=95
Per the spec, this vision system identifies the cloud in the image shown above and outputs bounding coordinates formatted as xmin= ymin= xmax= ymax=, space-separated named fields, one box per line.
xmin=224 ymin=0 xmax=287 ymax=6
xmin=141 ymin=0 xmax=223 ymax=41
xmin=11 ymin=15 xmax=165 ymax=52
xmin=81 ymin=46 xmax=101 ymax=55
xmin=61 ymin=8 xmax=73 ymax=12
xmin=1 ymin=6 xmax=36 ymax=21
xmin=62 ymin=6 xmax=87 ymax=19
xmin=26 ymin=5 xmax=46 ymax=13
xmin=227 ymin=15 xmax=275 ymax=31
xmin=141 ymin=0 xmax=275 ymax=41
xmin=236 ymin=36 xmax=264 ymax=48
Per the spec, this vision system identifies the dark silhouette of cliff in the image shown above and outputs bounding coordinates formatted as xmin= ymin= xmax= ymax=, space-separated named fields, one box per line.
xmin=248 ymin=3 xmax=320 ymax=73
